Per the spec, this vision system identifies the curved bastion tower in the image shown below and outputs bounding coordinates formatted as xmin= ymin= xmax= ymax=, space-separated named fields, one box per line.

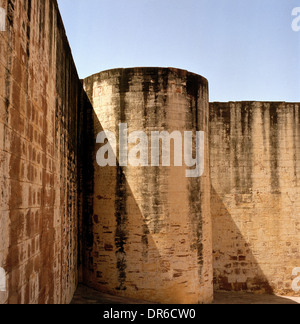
xmin=82 ymin=67 xmax=213 ymax=304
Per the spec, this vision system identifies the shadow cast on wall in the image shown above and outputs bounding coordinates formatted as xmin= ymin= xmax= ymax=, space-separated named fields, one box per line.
xmin=80 ymin=107 xmax=210 ymax=303
xmin=210 ymin=102 xmax=300 ymax=298
xmin=78 ymin=90 xmax=300 ymax=304
xmin=79 ymin=68 xmax=213 ymax=304
xmin=79 ymin=108 xmax=167 ymax=303
xmin=211 ymin=185 xmax=273 ymax=294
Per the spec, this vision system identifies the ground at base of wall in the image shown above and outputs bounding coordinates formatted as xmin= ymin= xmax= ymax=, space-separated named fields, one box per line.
xmin=71 ymin=285 xmax=300 ymax=305
xmin=213 ymin=291 xmax=300 ymax=304
xmin=71 ymin=284 xmax=154 ymax=304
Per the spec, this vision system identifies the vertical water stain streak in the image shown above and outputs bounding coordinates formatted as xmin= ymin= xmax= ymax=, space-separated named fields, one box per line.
xmin=236 ymin=102 xmax=253 ymax=194
xmin=114 ymin=165 xmax=128 ymax=291
xmin=269 ymin=103 xmax=280 ymax=193
xmin=142 ymin=69 xmax=163 ymax=234
xmin=186 ymin=74 xmax=204 ymax=276
xmin=114 ymin=71 xmax=130 ymax=290
xmin=292 ymin=105 xmax=299 ymax=187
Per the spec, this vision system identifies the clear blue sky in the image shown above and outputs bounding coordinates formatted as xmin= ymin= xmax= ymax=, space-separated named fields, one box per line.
xmin=57 ymin=0 xmax=300 ymax=102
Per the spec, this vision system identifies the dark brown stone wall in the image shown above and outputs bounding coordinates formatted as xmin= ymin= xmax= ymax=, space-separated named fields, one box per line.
xmin=0 ymin=0 xmax=92 ymax=304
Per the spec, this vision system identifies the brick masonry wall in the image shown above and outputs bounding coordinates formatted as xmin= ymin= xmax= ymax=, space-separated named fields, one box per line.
xmin=210 ymin=102 xmax=300 ymax=296
xmin=83 ymin=68 xmax=213 ymax=304
xmin=0 ymin=0 xmax=89 ymax=304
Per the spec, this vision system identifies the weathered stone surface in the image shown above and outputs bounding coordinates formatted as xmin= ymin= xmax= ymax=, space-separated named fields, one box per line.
xmin=0 ymin=0 xmax=91 ymax=304
xmin=210 ymin=102 xmax=300 ymax=296
xmin=1 ymin=0 xmax=299 ymax=305
xmin=83 ymin=67 xmax=213 ymax=304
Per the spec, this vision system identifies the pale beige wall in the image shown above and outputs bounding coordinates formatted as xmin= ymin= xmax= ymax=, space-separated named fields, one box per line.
xmin=210 ymin=102 xmax=300 ymax=296
xmin=83 ymin=67 xmax=213 ymax=304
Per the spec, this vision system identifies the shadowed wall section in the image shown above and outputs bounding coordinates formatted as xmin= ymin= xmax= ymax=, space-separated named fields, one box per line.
xmin=210 ymin=102 xmax=300 ymax=296
xmin=0 ymin=0 xmax=92 ymax=304
xmin=83 ymin=68 xmax=213 ymax=304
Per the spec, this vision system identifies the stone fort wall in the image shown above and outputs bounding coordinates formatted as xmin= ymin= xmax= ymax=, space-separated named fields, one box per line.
xmin=0 ymin=0 xmax=299 ymax=304
xmin=210 ymin=102 xmax=300 ymax=296
xmin=0 ymin=0 xmax=92 ymax=304
xmin=83 ymin=68 xmax=213 ymax=304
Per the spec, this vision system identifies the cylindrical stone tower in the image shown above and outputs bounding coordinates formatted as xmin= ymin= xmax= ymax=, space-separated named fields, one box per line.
xmin=83 ymin=67 xmax=212 ymax=304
